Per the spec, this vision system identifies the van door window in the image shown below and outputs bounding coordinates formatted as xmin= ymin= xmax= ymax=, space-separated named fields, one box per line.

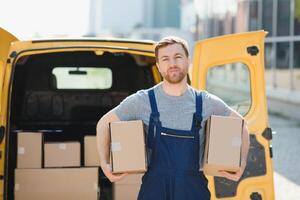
xmin=52 ymin=67 xmax=112 ymax=89
xmin=206 ymin=63 xmax=251 ymax=116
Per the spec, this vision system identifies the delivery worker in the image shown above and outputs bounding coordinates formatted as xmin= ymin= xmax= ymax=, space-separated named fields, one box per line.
xmin=96 ymin=36 xmax=250 ymax=200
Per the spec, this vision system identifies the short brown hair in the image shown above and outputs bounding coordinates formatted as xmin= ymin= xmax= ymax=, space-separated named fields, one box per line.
xmin=155 ymin=36 xmax=189 ymax=61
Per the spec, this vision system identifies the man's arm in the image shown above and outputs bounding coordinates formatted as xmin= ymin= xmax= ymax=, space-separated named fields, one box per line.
xmin=219 ymin=110 xmax=250 ymax=181
xmin=96 ymin=110 xmax=127 ymax=182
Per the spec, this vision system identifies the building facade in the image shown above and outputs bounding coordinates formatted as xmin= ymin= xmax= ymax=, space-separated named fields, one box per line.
xmin=195 ymin=0 xmax=300 ymax=91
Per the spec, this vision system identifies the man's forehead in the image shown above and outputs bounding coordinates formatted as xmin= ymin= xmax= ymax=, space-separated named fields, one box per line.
xmin=158 ymin=43 xmax=186 ymax=56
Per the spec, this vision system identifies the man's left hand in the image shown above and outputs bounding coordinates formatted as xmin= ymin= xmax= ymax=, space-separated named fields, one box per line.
xmin=218 ymin=168 xmax=244 ymax=182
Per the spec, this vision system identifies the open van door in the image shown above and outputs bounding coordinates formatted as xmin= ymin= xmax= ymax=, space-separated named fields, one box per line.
xmin=0 ymin=28 xmax=18 ymax=198
xmin=191 ymin=31 xmax=275 ymax=200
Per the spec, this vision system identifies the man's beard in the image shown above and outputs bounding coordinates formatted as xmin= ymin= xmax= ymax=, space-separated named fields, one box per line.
xmin=162 ymin=67 xmax=187 ymax=84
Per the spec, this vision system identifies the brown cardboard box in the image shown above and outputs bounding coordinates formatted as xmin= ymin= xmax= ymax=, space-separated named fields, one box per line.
xmin=17 ymin=132 xmax=43 ymax=169
xmin=44 ymin=142 xmax=80 ymax=167
xmin=203 ymin=115 xmax=244 ymax=176
xmin=84 ymin=136 xmax=101 ymax=166
xmin=110 ymin=120 xmax=147 ymax=173
xmin=113 ymin=173 xmax=143 ymax=200
xmin=14 ymin=167 xmax=99 ymax=200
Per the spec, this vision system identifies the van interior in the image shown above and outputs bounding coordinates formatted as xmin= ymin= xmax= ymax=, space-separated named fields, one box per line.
xmin=6 ymin=50 xmax=157 ymax=199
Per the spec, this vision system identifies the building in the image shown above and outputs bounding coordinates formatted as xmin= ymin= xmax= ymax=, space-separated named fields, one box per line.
xmin=195 ymin=0 xmax=300 ymax=92
xmin=88 ymin=0 xmax=144 ymax=37
xmin=192 ymin=0 xmax=300 ymax=121
xmin=88 ymin=0 xmax=181 ymax=37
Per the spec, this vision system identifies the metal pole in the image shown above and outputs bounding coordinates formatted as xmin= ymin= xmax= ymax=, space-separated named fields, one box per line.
xmin=290 ymin=0 xmax=295 ymax=90
xmin=273 ymin=0 xmax=278 ymax=88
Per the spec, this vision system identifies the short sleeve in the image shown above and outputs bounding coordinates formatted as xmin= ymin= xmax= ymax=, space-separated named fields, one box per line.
xmin=202 ymin=91 xmax=233 ymax=117
xmin=112 ymin=90 xmax=148 ymax=121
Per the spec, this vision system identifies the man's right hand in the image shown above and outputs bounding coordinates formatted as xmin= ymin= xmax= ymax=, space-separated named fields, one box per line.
xmin=101 ymin=163 xmax=128 ymax=182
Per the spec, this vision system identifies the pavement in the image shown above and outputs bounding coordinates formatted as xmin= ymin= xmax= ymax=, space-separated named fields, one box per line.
xmin=267 ymin=87 xmax=300 ymax=122
xmin=269 ymin=114 xmax=300 ymax=200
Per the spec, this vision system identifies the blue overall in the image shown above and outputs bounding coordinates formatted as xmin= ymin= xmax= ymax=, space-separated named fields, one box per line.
xmin=137 ymin=89 xmax=211 ymax=200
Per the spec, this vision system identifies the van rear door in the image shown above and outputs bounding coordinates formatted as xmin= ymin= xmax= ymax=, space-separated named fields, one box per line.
xmin=0 ymin=28 xmax=18 ymax=198
xmin=191 ymin=31 xmax=275 ymax=200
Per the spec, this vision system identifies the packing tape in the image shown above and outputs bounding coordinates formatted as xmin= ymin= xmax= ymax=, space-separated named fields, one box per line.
xmin=111 ymin=142 xmax=122 ymax=152
xmin=59 ymin=143 xmax=67 ymax=150
xmin=18 ymin=147 xmax=25 ymax=155
xmin=231 ymin=137 xmax=241 ymax=147
xmin=15 ymin=184 xmax=20 ymax=191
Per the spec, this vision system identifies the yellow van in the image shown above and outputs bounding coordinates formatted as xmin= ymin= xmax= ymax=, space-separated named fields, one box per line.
xmin=0 ymin=28 xmax=274 ymax=200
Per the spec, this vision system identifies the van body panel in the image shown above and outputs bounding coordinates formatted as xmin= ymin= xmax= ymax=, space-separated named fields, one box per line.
xmin=191 ymin=31 xmax=275 ymax=199
xmin=0 ymin=28 xmax=19 ymax=199
xmin=0 ymin=27 xmax=275 ymax=200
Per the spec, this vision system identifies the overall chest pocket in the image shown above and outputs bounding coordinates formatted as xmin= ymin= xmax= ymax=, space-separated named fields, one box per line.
xmin=159 ymin=131 xmax=197 ymax=170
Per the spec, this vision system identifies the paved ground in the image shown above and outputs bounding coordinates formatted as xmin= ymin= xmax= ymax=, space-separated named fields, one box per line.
xmin=269 ymin=114 xmax=300 ymax=200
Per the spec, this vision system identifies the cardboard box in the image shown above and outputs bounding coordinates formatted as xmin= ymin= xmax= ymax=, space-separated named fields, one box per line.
xmin=15 ymin=167 xmax=99 ymax=200
xmin=203 ymin=115 xmax=244 ymax=176
xmin=44 ymin=142 xmax=80 ymax=167
xmin=84 ymin=136 xmax=101 ymax=166
xmin=17 ymin=132 xmax=43 ymax=169
xmin=110 ymin=120 xmax=147 ymax=173
xmin=113 ymin=174 xmax=143 ymax=200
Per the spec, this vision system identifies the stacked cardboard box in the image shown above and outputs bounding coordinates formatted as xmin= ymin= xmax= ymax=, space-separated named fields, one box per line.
xmin=44 ymin=142 xmax=80 ymax=167
xmin=15 ymin=120 xmax=148 ymax=200
xmin=15 ymin=168 xmax=99 ymax=200
xmin=15 ymin=132 xmax=100 ymax=200
xmin=84 ymin=136 xmax=101 ymax=166
xmin=17 ymin=132 xmax=43 ymax=169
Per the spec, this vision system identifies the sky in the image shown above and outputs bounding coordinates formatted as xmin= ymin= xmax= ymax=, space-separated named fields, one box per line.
xmin=0 ymin=0 xmax=90 ymax=39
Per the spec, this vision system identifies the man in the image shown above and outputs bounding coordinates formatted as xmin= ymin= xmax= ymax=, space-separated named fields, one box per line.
xmin=96 ymin=36 xmax=250 ymax=200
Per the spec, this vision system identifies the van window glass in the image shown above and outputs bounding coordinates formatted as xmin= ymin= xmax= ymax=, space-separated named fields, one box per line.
xmin=206 ymin=63 xmax=251 ymax=116
xmin=52 ymin=67 xmax=112 ymax=89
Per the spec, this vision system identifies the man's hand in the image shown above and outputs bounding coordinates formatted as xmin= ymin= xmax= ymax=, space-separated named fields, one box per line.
xmin=101 ymin=163 xmax=128 ymax=182
xmin=218 ymin=168 xmax=244 ymax=182
xmin=97 ymin=111 xmax=128 ymax=182
xmin=218 ymin=159 xmax=246 ymax=182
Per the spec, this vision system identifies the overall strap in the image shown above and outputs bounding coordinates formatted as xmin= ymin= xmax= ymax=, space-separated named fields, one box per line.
xmin=147 ymin=89 xmax=161 ymax=149
xmin=192 ymin=91 xmax=203 ymax=170
xmin=192 ymin=91 xmax=203 ymax=132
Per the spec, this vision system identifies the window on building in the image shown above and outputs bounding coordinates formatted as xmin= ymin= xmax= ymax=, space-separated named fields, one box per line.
xmin=264 ymin=43 xmax=273 ymax=88
xmin=262 ymin=0 xmax=273 ymax=36
xmin=276 ymin=42 xmax=290 ymax=89
xmin=276 ymin=42 xmax=290 ymax=69
xmin=249 ymin=0 xmax=259 ymax=31
xmin=294 ymin=0 xmax=300 ymax=35
xmin=277 ymin=0 xmax=291 ymax=36
xmin=293 ymin=42 xmax=300 ymax=90
xmin=218 ymin=18 xmax=225 ymax=35
xmin=294 ymin=42 xmax=300 ymax=69
xmin=265 ymin=43 xmax=273 ymax=69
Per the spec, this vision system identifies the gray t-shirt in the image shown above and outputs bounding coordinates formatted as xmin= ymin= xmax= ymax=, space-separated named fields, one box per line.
xmin=112 ymin=82 xmax=233 ymax=169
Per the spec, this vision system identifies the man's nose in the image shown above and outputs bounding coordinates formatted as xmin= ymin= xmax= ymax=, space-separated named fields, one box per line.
xmin=169 ymin=58 xmax=177 ymax=67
